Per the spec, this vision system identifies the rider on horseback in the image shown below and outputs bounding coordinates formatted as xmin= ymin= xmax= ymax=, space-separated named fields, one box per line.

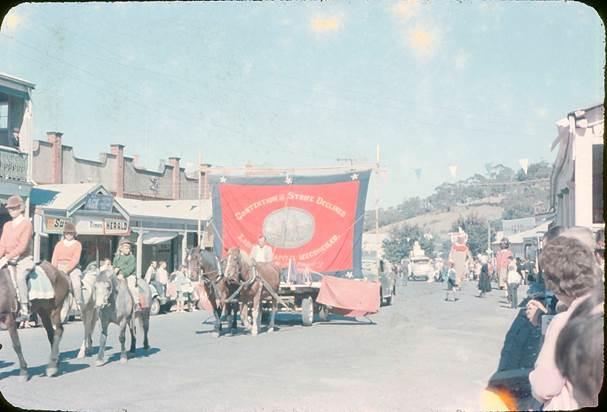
xmin=113 ymin=237 xmax=141 ymax=311
xmin=250 ymin=235 xmax=273 ymax=264
xmin=51 ymin=221 xmax=83 ymax=308
xmin=0 ymin=195 xmax=34 ymax=323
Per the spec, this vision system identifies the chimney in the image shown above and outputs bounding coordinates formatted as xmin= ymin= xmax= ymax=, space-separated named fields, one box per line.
xmin=111 ymin=144 xmax=125 ymax=197
xmin=47 ymin=132 xmax=63 ymax=184
xmin=132 ymin=154 xmax=140 ymax=168
xmin=169 ymin=157 xmax=181 ymax=200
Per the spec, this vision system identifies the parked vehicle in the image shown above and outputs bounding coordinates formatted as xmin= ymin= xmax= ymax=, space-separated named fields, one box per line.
xmin=408 ymin=256 xmax=435 ymax=281
xmin=149 ymin=282 xmax=172 ymax=316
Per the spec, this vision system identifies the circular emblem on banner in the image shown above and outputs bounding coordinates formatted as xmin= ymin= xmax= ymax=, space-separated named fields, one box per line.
xmin=262 ymin=207 xmax=315 ymax=249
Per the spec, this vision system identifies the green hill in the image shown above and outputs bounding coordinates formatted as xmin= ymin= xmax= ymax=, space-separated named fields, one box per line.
xmin=365 ymin=161 xmax=552 ymax=235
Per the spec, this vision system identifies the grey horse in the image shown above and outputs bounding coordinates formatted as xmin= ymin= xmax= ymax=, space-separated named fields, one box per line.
xmin=92 ymin=270 xmax=152 ymax=366
xmin=76 ymin=263 xmax=101 ymax=359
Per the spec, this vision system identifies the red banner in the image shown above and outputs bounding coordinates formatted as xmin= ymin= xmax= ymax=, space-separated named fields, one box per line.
xmin=217 ymin=181 xmax=361 ymax=273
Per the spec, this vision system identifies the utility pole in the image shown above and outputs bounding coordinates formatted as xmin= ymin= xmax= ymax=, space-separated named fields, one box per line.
xmin=375 ymin=144 xmax=381 ymax=278
xmin=487 ymin=220 xmax=491 ymax=255
xmin=197 ymin=152 xmax=202 ymax=247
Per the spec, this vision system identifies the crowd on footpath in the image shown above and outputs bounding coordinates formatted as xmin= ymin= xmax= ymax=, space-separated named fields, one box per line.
xmin=480 ymin=225 xmax=604 ymax=411
xmin=391 ymin=226 xmax=604 ymax=410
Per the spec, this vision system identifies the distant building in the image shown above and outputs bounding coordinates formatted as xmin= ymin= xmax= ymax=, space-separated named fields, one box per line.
xmin=549 ymin=104 xmax=604 ymax=232
xmin=362 ymin=232 xmax=389 ymax=260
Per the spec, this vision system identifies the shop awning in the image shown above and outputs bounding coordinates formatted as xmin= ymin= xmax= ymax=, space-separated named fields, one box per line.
xmin=142 ymin=231 xmax=178 ymax=245
xmin=29 ymin=187 xmax=59 ymax=206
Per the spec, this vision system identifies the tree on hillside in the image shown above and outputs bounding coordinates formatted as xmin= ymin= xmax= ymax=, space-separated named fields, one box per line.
xmin=450 ymin=214 xmax=496 ymax=257
xmin=382 ymin=224 xmax=435 ymax=263
xmin=515 ymin=160 xmax=552 ymax=181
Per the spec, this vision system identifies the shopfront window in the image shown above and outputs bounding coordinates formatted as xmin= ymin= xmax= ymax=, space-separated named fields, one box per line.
xmin=593 ymin=144 xmax=604 ymax=224
xmin=79 ymin=235 xmax=114 ymax=268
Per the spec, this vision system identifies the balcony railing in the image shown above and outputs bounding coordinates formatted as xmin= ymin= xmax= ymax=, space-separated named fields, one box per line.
xmin=0 ymin=145 xmax=28 ymax=182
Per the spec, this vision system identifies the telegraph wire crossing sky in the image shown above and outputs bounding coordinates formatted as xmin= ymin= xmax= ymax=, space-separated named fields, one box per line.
xmin=0 ymin=1 xmax=603 ymax=207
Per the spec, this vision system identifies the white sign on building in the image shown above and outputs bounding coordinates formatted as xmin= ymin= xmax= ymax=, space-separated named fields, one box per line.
xmin=502 ymin=217 xmax=536 ymax=236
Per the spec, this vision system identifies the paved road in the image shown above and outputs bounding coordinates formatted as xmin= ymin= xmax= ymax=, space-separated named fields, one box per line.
xmin=1 ymin=279 xmax=528 ymax=411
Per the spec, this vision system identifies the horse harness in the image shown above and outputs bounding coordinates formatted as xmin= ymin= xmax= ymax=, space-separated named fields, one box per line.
xmin=222 ymin=254 xmax=258 ymax=304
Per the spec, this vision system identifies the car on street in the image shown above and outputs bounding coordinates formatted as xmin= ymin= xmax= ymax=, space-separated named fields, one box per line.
xmin=408 ymin=256 xmax=435 ymax=281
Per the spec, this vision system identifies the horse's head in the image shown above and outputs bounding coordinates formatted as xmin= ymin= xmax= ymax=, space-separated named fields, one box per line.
xmin=186 ymin=247 xmax=201 ymax=278
xmin=93 ymin=270 xmax=114 ymax=309
xmin=224 ymin=247 xmax=244 ymax=286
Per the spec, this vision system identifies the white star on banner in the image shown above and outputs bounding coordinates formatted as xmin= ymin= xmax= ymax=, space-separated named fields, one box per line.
xmin=285 ymin=176 xmax=293 ymax=184
xmin=350 ymin=173 xmax=359 ymax=181
xmin=220 ymin=176 xmax=227 ymax=183
xmin=345 ymin=271 xmax=353 ymax=278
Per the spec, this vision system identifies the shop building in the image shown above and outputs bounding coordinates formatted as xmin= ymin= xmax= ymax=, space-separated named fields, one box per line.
xmin=550 ymin=104 xmax=604 ymax=231
xmin=0 ymin=73 xmax=34 ymax=223
xmin=114 ymin=197 xmax=212 ymax=276
xmin=32 ymin=183 xmax=130 ymax=268
xmin=31 ymin=182 xmax=212 ymax=276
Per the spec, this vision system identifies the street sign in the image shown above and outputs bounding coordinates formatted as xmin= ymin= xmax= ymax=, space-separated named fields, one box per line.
xmin=84 ymin=194 xmax=114 ymax=212
xmin=44 ymin=216 xmax=68 ymax=234
xmin=104 ymin=218 xmax=129 ymax=235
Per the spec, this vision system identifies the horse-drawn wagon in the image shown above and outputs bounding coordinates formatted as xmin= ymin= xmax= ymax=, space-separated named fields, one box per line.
xmin=190 ymin=167 xmax=380 ymax=331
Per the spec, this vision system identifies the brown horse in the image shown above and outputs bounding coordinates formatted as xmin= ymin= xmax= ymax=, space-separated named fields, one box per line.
xmin=0 ymin=261 xmax=69 ymax=379
xmin=224 ymin=247 xmax=280 ymax=336
xmin=186 ymin=247 xmax=238 ymax=336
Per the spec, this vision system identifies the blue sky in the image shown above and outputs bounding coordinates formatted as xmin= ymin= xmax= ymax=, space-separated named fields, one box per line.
xmin=1 ymin=1 xmax=604 ymax=207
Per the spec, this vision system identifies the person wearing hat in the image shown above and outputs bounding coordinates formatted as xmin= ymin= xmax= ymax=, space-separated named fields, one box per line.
xmin=496 ymin=238 xmax=513 ymax=292
xmin=51 ymin=222 xmax=83 ymax=307
xmin=0 ymin=195 xmax=34 ymax=322
xmin=113 ymin=237 xmax=140 ymax=311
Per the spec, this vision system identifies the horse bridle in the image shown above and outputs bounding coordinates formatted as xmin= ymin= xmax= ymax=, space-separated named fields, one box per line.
xmin=95 ymin=271 xmax=115 ymax=308
xmin=230 ymin=253 xmax=257 ymax=287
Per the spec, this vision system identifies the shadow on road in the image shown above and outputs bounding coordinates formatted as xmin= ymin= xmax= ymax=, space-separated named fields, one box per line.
xmin=0 ymin=361 xmax=89 ymax=380
xmin=106 ymin=347 xmax=161 ymax=364
xmin=487 ymin=295 xmax=542 ymax=410
xmin=194 ymin=311 xmax=374 ymax=336
xmin=0 ymin=360 xmax=14 ymax=369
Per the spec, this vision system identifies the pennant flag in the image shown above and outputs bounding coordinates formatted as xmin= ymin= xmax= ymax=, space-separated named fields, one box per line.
xmin=449 ymin=164 xmax=458 ymax=179
xmin=210 ymin=170 xmax=371 ymax=276
xmin=414 ymin=168 xmax=422 ymax=180
xmin=519 ymin=158 xmax=529 ymax=175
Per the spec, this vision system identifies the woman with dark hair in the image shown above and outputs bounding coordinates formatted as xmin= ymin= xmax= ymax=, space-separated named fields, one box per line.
xmin=477 ymin=255 xmax=491 ymax=297
xmin=528 ymin=236 xmax=603 ymax=410
xmin=555 ymin=285 xmax=604 ymax=409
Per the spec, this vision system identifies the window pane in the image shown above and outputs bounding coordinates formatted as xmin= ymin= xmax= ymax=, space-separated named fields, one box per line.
xmin=0 ymin=103 xmax=8 ymax=129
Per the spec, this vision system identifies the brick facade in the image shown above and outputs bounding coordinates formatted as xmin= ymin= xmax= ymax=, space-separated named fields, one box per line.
xmin=31 ymin=134 xmax=207 ymax=200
